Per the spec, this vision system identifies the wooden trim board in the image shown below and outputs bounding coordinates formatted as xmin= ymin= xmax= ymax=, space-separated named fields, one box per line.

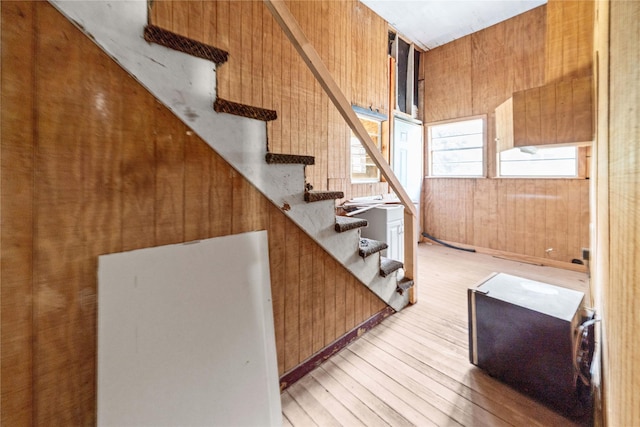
xmin=279 ymin=306 xmax=395 ymax=391
xmin=421 ymin=238 xmax=588 ymax=273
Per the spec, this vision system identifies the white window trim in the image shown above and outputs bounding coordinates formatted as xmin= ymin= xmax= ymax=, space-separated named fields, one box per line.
xmin=426 ymin=115 xmax=487 ymax=178
xmin=497 ymin=145 xmax=580 ymax=179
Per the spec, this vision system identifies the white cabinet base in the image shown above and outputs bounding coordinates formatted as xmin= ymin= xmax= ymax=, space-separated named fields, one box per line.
xmin=355 ymin=205 xmax=404 ymax=263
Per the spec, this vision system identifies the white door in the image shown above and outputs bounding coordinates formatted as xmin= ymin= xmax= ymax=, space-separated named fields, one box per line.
xmin=392 ymin=116 xmax=423 ymax=204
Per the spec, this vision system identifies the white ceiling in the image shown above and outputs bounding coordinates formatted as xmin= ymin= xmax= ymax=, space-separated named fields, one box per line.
xmin=360 ymin=0 xmax=547 ymax=50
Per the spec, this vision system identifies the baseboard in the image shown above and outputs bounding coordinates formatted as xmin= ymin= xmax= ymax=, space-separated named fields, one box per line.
xmin=421 ymin=238 xmax=589 ymax=273
xmin=279 ymin=306 xmax=395 ymax=391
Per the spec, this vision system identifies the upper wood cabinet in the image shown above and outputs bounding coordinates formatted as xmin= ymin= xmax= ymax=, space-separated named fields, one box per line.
xmin=495 ymin=75 xmax=593 ymax=149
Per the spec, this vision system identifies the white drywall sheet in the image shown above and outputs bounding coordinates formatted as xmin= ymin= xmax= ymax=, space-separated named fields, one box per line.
xmin=97 ymin=231 xmax=281 ymax=426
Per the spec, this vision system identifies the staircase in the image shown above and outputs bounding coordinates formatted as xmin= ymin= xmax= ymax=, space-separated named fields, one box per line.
xmin=51 ymin=1 xmax=413 ymax=311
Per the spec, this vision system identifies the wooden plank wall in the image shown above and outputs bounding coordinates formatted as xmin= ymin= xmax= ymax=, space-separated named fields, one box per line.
xmin=0 ymin=3 xmax=386 ymax=424
xmin=151 ymin=0 xmax=391 ymax=201
xmin=423 ymin=178 xmax=589 ymax=263
xmin=421 ymin=4 xmax=591 ymax=266
xmin=596 ymin=0 xmax=640 ymax=425
xmin=423 ymin=5 xmax=546 ymax=182
xmin=545 ymin=0 xmax=594 ymax=83
xmin=592 ymin=0 xmax=609 ymax=424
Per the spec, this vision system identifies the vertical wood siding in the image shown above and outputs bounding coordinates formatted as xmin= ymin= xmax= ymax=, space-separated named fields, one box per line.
xmin=151 ymin=0 xmax=391 ymax=201
xmin=0 ymin=2 xmax=36 ymax=426
xmin=423 ymin=178 xmax=589 ymax=262
xmin=421 ymin=4 xmax=591 ymax=265
xmin=545 ymin=0 xmax=594 ymax=83
xmin=597 ymin=0 xmax=640 ymax=425
xmin=0 ymin=3 xmax=386 ymax=424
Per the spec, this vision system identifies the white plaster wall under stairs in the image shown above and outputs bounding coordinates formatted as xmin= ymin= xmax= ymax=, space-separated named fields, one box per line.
xmin=50 ymin=0 xmax=409 ymax=311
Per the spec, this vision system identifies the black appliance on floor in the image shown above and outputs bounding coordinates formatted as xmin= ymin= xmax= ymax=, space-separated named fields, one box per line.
xmin=468 ymin=273 xmax=596 ymax=418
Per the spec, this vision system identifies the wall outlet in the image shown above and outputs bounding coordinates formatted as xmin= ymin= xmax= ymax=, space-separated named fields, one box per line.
xmin=582 ymin=248 xmax=590 ymax=261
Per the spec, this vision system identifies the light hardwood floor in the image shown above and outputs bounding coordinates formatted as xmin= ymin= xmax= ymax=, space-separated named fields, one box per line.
xmin=281 ymin=243 xmax=592 ymax=426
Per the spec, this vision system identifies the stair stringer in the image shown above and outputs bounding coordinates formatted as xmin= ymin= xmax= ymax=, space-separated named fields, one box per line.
xmin=50 ymin=0 xmax=409 ymax=311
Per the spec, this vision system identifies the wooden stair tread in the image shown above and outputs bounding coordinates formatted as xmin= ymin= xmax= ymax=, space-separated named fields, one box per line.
xmin=396 ymin=277 xmax=414 ymax=295
xmin=265 ymin=153 xmax=315 ymax=165
xmin=304 ymin=190 xmax=344 ymax=203
xmin=380 ymin=256 xmax=404 ymax=277
xmin=335 ymin=216 xmax=368 ymax=233
xmin=143 ymin=25 xmax=228 ymax=65
xmin=214 ymin=98 xmax=278 ymax=121
xmin=359 ymin=238 xmax=388 ymax=259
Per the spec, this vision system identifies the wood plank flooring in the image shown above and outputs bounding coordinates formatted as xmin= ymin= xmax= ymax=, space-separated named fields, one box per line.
xmin=281 ymin=243 xmax=592 ymax=426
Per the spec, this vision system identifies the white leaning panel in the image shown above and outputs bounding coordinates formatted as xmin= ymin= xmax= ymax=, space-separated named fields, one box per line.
xmin=97 ymin=231 xmax=281 ymax=427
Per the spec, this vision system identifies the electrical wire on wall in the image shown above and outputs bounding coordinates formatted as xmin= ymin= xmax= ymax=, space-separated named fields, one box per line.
xmin=421 ymin=232 xmax=476 ymax=253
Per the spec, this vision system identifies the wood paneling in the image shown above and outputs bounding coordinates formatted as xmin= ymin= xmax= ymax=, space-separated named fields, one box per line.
xmin=0 ymin=2 xmax=386 ymax=422
xmin=471 ymin=20 xmax=508 ymax=118
xmin=503 ymin=75 xmax=594 ymax=147
xmin=595 ymin=1 xmax=640 ymax=425
xmin=264 ymin=0 xmax=416 ymax=219
xmin=423 ymin=178 xmax=590 ymax=266
xmin=423 ymin=5 xmax=546 ymax=178
xmin=591 ymin=2 xmax=609 ymax=423
xmin=421 ymin=4 xmax=590 ymax=267
xmin=545 ymin=0 xmax=595 ymax=84
xmin=471 ymin=5 xmax=546 ymax=149
xmin=151 ymin=0 xmax=390 ymax=201
xmin=1 ymin=2 xmax=35 ymax=425
xmin=422 ymin=37 xmax=473 ymax=123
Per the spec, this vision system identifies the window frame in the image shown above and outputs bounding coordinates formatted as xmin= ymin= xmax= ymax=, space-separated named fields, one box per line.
xmin=426 ymin=115 xmax=487 ymax=178
xmin=350 ymin=107 xmax=386 ymax=184
xmin=389 ymin=32 xmax=420 ymax=117
xmin=497 ymin=145 xmax=580 ymax=179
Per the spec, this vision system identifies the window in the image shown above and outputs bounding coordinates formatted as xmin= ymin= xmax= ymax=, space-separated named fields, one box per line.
xmin=351 ymin=114 xmax=382 ymax=182
xmin=428 ymin=117 xmax=484 ymax=177
xmin=499 ymin=146 xmax=578 ymax=177
xmin=389 ymin=32 xmax=420 ymax=117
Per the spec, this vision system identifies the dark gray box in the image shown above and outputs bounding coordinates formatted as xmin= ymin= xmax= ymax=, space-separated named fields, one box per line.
xmin=468 ymin=273 xmax=588 ymax=416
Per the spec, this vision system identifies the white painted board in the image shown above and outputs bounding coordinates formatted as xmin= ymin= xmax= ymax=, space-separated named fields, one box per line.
xmin=97 ymin=231 xmax=281 ymax=427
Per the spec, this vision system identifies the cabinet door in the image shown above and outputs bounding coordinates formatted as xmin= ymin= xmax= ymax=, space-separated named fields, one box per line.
xmin=387 ymin=218 xmax=404 ymax=263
